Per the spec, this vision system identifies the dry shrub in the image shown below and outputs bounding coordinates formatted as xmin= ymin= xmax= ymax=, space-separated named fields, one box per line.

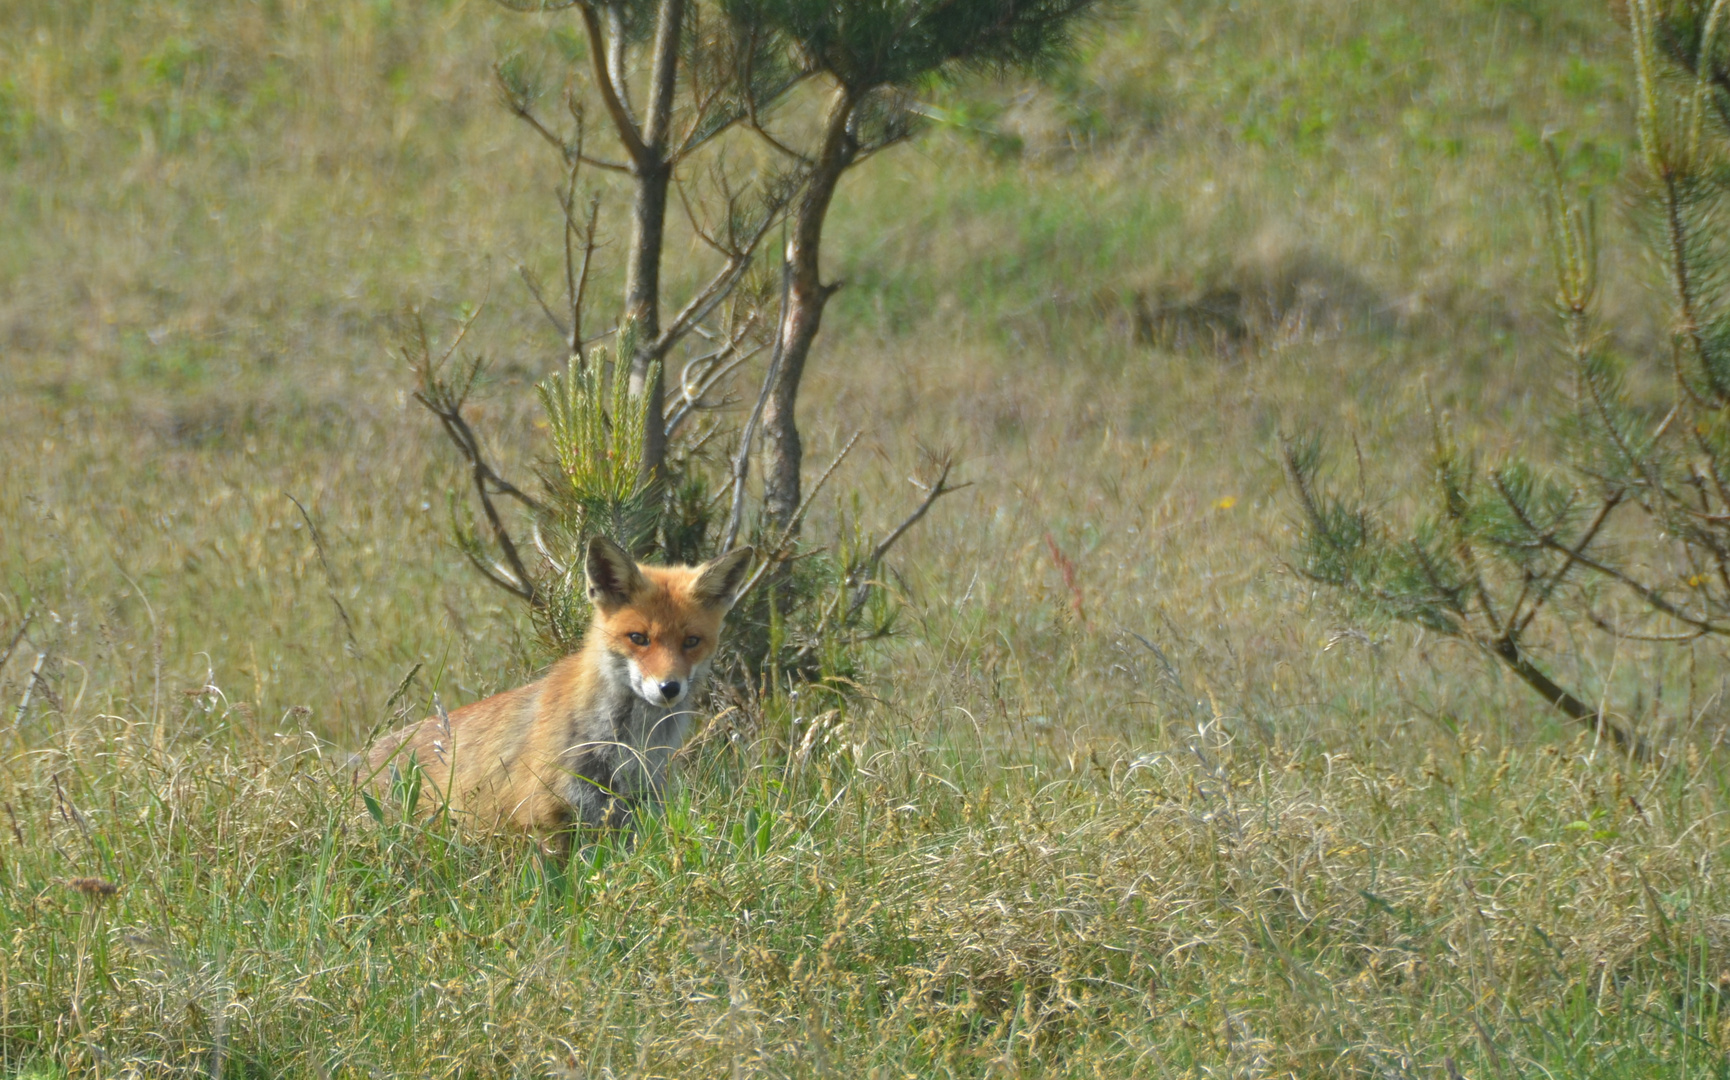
xmin=1128 ymin=232 xmax=1394 ymax=354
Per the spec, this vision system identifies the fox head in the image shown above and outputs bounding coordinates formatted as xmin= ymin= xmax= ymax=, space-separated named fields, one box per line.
xmin=584 ymin=535 xmax=755 ymax=709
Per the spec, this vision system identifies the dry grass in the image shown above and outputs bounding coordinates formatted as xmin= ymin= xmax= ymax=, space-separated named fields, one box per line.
xmin=3 ymin=0 xmax=1729 ymax=1076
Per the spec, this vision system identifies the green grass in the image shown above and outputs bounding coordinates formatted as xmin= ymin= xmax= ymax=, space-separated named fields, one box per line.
xmin=5 ymin=0 xmax=1730 ymax=1075
xmin=6 ymin=700 xmax=1729 ymax=1076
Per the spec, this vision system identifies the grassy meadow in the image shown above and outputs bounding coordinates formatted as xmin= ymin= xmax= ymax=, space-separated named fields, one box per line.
xmin=4 ymin=0 xmax=1730 ymax=1075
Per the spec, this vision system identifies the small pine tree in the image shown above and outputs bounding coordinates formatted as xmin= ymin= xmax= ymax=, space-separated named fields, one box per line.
xmin=408 ymin=1 xmax=1094 ymax=692
xmin=1285 ymin=0 xmax=1730 ymax=759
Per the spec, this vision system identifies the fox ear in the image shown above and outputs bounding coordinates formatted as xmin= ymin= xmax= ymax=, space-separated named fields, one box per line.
xmin=585 ymin=535 xmax=645 ymax=609
xmin=691 ymin=546 xmax=755 ymax=611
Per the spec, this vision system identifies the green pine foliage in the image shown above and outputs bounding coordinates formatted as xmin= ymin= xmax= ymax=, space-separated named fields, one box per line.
xmin=533 ymin=345 xmax=666 ymax=650
xmin=723 ymin=0 xmax=1098 ymax=90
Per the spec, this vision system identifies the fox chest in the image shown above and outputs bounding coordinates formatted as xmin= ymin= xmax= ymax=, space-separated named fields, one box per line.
xmin=553 ymin=696 xmax=693 ymax=798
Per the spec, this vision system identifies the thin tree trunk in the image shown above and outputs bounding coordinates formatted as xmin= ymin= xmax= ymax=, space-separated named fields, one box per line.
xmin=762 ymin=84 xmax=857 ymax=533
xmin=627 ymin=160 xmax=672 ymax=476
xmin=623 ymin=0 xmax=684 ymax=481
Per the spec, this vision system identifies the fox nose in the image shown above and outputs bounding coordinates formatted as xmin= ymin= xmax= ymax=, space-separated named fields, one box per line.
xmin=659 ymin=680 xmax=682 ymax=701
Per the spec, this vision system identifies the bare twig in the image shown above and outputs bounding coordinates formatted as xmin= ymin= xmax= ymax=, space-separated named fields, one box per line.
xmin=286 ymin=493 xmax=361 ymax=657
xmin=845 ymin=457 xmax=967 ymax=621
xmin=722 ymin=260 xmax=791 ymax=553
xmin=742 ymin=33 xmax=812 ymax=165
xmin=518 ymin=265 xmax=570 ymax=339
xmin=675 ymin=174 xmax=731 ymax=257
xmin=666 ymin=9 xmax=797 ymax=164
xmin=666 ymin=341 xmax=764 ymax=439
xmin=561 ymin=145 xmax=584 ymax=339
xmin=403 ymin=309 xmax=546 ymax=609
xmin=459 ymin=549 xmax=537 ymax=605
xmin=0 ymin=609 xmax=35 ymax=681
xmin=683 ymin=417 xmax=727 ymax=458
xmin=460 ymin=450 xmax=541 ymax=608
xmin=678 ymin=336 xmax=743 ymax=396
xmin=11 ymin=652 xmax=46 ymax=728
xmin=417 ymin=384 xmax=544 ymax=513
xmin=1513 ymin=487 xmax=1624 ymax=637
xmin=780 ymin=431 xmax=861 ymax=549
xmin=646 ymin=184 xmax=791 ymax=364
xmin=1486 ymin=634 xmax=1649 ymax=760
xmin=404 ymin=312 xmax=540 ymax=510
xmin=746 ymin=110 xmax=810 ymax=164
xmin=494 ymin=73 xmax=629 ymax=174
xmin=865 ymin=459 xmax=963 ymax=579
xmin=1585 ymin=609 xmax=1709 ymax=642
xmin=783 ymin=455 xmax=967 ymax=661
xmin=533 ymin=523 xmax=570 ymax=576
xmin=563 ymin=191 xmax=602 ymax=362
xmin=740 ymin=429 xmax=867 ymax=604
xmin=1539 ymin=538 xmax=1730 ymax=635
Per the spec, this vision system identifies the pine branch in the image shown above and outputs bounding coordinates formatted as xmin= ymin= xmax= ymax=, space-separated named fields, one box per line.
xmin=1512 ymin=488 xmax=1623 ymax=637
xmin=1486 ymin=635 xmax=1648 ymax=760
xmin=1537 ymin=539 xmax=1730 ymax=635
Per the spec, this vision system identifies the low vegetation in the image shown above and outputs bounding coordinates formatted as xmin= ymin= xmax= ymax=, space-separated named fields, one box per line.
xmin=2 ymin=0 xmax=1727 ymax=1076
xmin=1286 ymin=0 xmax=1730 ymax=766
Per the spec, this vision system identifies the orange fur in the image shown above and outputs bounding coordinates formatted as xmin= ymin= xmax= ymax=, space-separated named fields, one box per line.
xmin=364 ymin=538 xmax=753 ymax=846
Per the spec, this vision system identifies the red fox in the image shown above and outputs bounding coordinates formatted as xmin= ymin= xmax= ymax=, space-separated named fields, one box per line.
xmin=365 ymin=536 xmax=754 ymax=845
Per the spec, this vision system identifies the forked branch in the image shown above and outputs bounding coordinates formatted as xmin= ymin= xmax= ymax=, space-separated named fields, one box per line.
xmin=577 ymin=2 xmax=652 ymax=169
xmin=561 ymin=183 xmax=603 ymax=361
xmin=1281 ymin=437 xmax=1647 ymax=759
xmin=776 ymin=452 xmax=968 ymax=663
xmin=846 ymin=456 xmax=967 ymax=621
xmin=492 ymin=62 xmax=630 ymax=174
xmin=648 ymin=178 xmax=792 ymax=365
xmin=665 ymin=333 xmax=765 ymax=440
xmin=401 ymin=310 xmax=545 ymax=608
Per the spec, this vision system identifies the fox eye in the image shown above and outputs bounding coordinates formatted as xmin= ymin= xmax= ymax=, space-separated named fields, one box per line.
xmin=683 ymin=635 xmax=702 ymax=649
xmin=627 ymin=632 xmax=649 ymax=646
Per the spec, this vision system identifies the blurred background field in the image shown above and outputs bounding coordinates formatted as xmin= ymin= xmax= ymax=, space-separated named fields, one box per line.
xmin=5 ymin=1 xmax=1729 ymax=1077
xmin=0 ymin=0 xmax=1644 ymax=741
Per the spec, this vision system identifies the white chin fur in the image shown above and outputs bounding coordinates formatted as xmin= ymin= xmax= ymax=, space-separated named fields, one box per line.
xmin=627 ymin=659 xmax=686 ymax=708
